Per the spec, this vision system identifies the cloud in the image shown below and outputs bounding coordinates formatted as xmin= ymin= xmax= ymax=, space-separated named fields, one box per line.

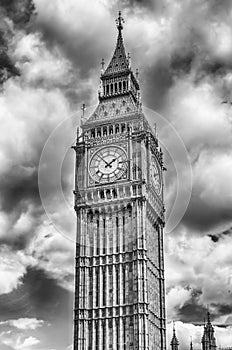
xmin=0 ymin=318 xmax=44 ymax=330
xmin=2 ymin=335 xmax=40 ymax=350
xmin=0 ymin=246 xmax=33 ymax=294
xmin=165 ymin=229 xmax=232 ymax=322
xmin=166 ymin=286 xmax=192 ymax=321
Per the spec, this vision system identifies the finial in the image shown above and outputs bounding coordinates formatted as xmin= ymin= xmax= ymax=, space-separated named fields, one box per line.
xmin=153 ymin=123 xmax=157 ymax=137
xmin=127 ymin=52 xmax=131 ymax=68
xmin=190 ymin=336 xmax=193 ymax=347
xmin=101 ymin=58 xmax=105 ymax=71
xmin=81 ymin=103 xmax=86 ymax=125
xmin=207 ymin=310 xmax=211 ymax=324
xmin=116 ymin=11 xmax=125 ymax=34
xmin=136 ymin=68 xmax=139 ymax=80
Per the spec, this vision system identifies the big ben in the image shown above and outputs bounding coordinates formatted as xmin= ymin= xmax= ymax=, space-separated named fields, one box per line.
xmin=73 ymin=12 xmax=166 ymax=350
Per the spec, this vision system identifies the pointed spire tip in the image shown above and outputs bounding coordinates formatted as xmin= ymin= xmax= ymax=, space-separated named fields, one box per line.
xmin=116 ymin=10 xmax=125 ymax=33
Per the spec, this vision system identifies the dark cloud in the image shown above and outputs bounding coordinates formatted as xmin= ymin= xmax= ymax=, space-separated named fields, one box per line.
xmin=0 ymin=0 xmax=35 ymax=28
xmin=0 ymin=267 xmax=73 ymax=349
xmin=179 ymin=301 xmax=208 ymax=324
xmin=0 ymin=0 xmax=35 ymax=83
xmin=183 ymin=192 xmax=232 ymax=231
xmin=142 ymin=61 xmax=174 ymax=111
xmin=0 ymin=168 xmax=40 ymax=214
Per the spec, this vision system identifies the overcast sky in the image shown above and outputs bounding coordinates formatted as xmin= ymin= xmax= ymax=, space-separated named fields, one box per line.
xmin=1 ymin=0 xmax=232 ymax=349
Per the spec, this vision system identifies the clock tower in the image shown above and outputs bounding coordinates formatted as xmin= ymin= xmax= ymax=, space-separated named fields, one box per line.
xmin=73 ymin=12 xmax=166 ymax=350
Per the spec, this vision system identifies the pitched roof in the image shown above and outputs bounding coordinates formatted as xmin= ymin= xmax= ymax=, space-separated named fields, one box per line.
xmin=102 ymin=28 xmax=129 ymax=77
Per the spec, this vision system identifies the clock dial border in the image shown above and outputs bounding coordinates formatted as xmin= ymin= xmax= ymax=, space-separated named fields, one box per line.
xmin=88 ymin=145 xmax=128 ymax=185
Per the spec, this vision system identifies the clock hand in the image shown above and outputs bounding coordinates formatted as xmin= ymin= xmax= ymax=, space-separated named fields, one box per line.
xmin=98 ymin=154 xmax=110 ymax=166
xmin=107 ymin=158 xmax=117 ymax=167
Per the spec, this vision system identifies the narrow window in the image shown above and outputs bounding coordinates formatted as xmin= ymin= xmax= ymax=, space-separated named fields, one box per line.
xmin=103 ymin=218 xmax=106 ymax=254
xmin=97 ymin=219 xmax=100 ymax=255
xmin=112 ymin=188 xmax=117 ymax=198
xmin=103 ymin=322 xmax=106 ymax=350
xmin=103 ymin=126 xmax=107 ymax=136
xmin=96 ymin=268 xmax=99 ymax=307
xmin=116 ymin=321 xmax=120 ymax=350
xmin=116 ymin=268 xmax=119 ymax=304
xmin=115 ymin=82 xmax=118 ymax=93
xmin=88 ymin=322 xmax=92 ymax=349
xmin=123 ymin=320 xmax=126 ymax=350
xmin=116 ymin=217 xmax=119 ymax=253
xmin=119 ymin=81 xmax=122 ymax=92
xmin=123 ymin=215 xmax=125 ymax=251
xmin=95 ymin=322 xmax=99 ymax=350
xmin=123 ymin=266 xmax=126 ymax=304
xmin=102 ymin=269 xmax=106 ymax=306
xmin=109 ymin=125 xmax=113 ymax=134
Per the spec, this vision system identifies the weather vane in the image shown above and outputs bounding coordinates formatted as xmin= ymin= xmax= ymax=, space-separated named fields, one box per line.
xmin=116 ymin=10 xmax=125 ymax=33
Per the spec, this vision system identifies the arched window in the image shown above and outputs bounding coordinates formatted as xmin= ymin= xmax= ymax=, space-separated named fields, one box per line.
xmin=109 ymin=125 xmax=113 ymax=135
xmin=103 ymin=126 xmax=107 ymax=136
xmin=121 ymin=123 xmax=125 ymax=133
xmin=106 ymin=189 xmax=111 ymax=199
xmin=115 ymin=82 xmax=118 ymax=93
xmin=123 ymin=81 xmax=126 ymax=91
xmin=110 ymin=83 xmax=113 ymax=94
xmin=106 ymin=84 xmax=109 ymax=94
xmin=97 ymin=128 xmax=101 ymax=137
xmin=115 ymin=124 xmax=119 ymax=133
xmin=91 ymin=129 xmax=95 ymax=138
xmin=119 ymin=81 xmax=122 ymax=92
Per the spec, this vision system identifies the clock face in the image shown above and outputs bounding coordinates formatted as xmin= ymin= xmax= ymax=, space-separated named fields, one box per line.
xmin=150 ymin=156 xmax=162 ymax=195
xmin=89 ymin=146 xmax=128 ymax=183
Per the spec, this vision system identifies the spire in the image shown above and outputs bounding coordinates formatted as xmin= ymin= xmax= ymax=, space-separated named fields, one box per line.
xmin=86 ymin=11 xmax=141 ymax=124
xmin=190 ymin=337 xmax=193 ymax=350
xmin=201 ymin=312 xmax=217 ymax=350
xmin=171 ymin=323 xmax=179 ymax=350
xmin=102 ymin=11 xmax=129 ymax=77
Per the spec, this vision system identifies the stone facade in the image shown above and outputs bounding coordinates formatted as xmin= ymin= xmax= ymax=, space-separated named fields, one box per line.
xmin=73 ymin=12 xmax=166 ymax=350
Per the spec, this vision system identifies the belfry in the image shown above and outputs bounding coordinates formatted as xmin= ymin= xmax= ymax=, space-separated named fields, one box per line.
xmin=73 ymin=12 xmax=166 ymax=349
